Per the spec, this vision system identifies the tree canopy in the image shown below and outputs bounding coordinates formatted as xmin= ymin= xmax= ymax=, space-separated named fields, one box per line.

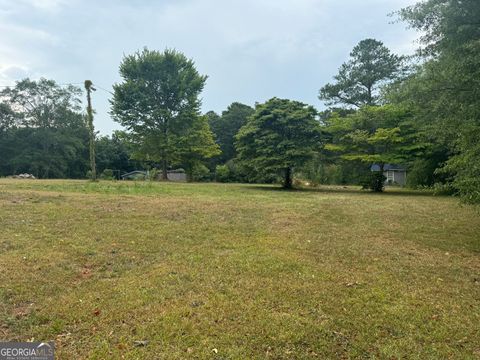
xmin=319 ymin=39 xmax=404 ymax=108
xmin=390 ymin=0 xmax=480 ymax=202
xmin=324 ymin=105 xmax=423 ymax=171
xmin=236 ymin=98 xmax=322 ymax=188
xmin=209 ymin=102 xmax=254 ymax=165
xmin=174 ymin=115 xmax=220 ymax=181
xmin=0 ymin=78 xmax=88 ymax=178
xmin=110 ymin=48 xmax=213 ymax=180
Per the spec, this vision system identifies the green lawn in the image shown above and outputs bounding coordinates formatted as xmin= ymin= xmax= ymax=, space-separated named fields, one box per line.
xmin=0 ymin=179 xmax=479 ymax=359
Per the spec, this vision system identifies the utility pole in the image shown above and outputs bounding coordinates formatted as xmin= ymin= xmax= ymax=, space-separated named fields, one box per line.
xmin=84 ymin=80 xmax=97 ymax=181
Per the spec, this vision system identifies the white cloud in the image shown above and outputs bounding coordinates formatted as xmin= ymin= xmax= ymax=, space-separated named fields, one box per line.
xmin=0 ymin=23 xmax=57 ymax=83
xmin=0 ymin=0 xmax=421 ymax=133
xmin=0 ymin=65 xmax=31 ymax=82
xmin=18 ymin=0 xmax=68 ymax=12
xmin=0 ymin=22 xmax=57 ymax=44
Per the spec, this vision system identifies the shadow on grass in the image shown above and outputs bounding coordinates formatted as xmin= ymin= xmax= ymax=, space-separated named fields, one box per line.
xmin=246 ymin=184 xmax=437 ymax=198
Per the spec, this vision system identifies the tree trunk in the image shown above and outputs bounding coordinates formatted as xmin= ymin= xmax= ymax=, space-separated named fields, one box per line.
xmin=367 ymin=84 xmax=373 ymax=106
xmin=283 ymin=167 xmax=293 ymax=189
xmin=161 ymin=159 xmax=168 ymax=181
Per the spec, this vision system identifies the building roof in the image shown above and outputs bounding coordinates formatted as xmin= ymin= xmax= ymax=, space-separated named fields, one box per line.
xmin=121 ymin=170 xmax=147 ymax=178
xmin=121 ymin=169 xmax=186 ymax=179
xmin=370 ymin=164 xmax=406 ymax=172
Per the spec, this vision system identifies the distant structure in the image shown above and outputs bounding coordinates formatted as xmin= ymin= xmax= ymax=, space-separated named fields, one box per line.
xmin=165 ymin=169 xmax=187 ymax=182
xmin=121 ymin=169 xmax=187 ymax=182
xmin=371 ymin=164 xmax=407 ymax=186
xmin=11 ymin=173 xmax=36 ymax=179
xmin=121 ymin=171 xmax=148 ymax=181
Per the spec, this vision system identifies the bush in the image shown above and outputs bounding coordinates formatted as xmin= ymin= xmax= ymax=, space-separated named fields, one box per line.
xmin=432 ymin=182 xmax=457 ymax=196
xmin=215 ymin=164 xmax=231 ymax=182
xmin=100 ymin=169 xmax=114 ymax=180
xmin=215 ymin=159 xmax=281 ymax=184
xmin=148 ymin=168 xmax=160 ymax=181
xmin=407 ymin=154 xmax=450 ymax=189
xmin=215 ymin=160 xmax=249 ymax=183
xmin=192 ymin=164 xmax=212 ymax=182
xmin=441 ymin=130 xmax=480 ymax=203
xmin=361 ymin=172 xmax=386 ymax=192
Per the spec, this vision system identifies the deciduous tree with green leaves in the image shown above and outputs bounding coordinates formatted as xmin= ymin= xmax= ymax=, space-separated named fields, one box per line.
xmin=111 ymin=48 xmax=209 ymax=180
xmin=95 ymin=131 xmax=140 ymax=176
xmin=208 ymin=102 xmax=254 ymax=164
xmin=236 ymin=98 xmax=322 ymax=189
xmin=391 ymin=0 xmax=480 ymax=202
xmin=324 ymin=105 xmax=424 ymax=191
xmin=174 ymin=115 xmax=220 ymax=181
xmin=0 ymin=78 xmax=88 ymax=178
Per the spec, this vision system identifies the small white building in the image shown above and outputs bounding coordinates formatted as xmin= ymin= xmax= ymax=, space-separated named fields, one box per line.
xmin=371 ymin=164 xmax=407 ymax=186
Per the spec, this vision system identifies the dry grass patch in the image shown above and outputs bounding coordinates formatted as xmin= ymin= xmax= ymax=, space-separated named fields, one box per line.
xmin=0 ymin=179 xmax=479 ymax=359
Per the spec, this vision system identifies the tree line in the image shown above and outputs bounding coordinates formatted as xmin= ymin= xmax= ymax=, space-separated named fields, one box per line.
xmin=0 ymin=0 xmax=478 ymax=202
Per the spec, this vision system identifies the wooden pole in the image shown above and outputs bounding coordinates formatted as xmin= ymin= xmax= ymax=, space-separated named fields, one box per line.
xmin=84 ymin=80 xmax=97 ymax=181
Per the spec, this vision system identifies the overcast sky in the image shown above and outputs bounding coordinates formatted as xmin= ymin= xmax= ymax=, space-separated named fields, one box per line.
xmin=0 ymin=0 xmax=420 ymax=134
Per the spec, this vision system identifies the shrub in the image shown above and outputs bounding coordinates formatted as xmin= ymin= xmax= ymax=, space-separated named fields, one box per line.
xmin=432 ymin=182 xmax=457 ymax=196
xmin=192 ymin=164 xmax=211 ymax=181
xmin=215 ymin=165 xmax=231 ymax=182
xmin=148 ymin=168 xmax=160 ymax=181
xmin=215 ymin=160 xmax=248 ymax=183
xmin=100 ymin=169 xmax=114 ymax=180
xmin=441 ymin=131 xmax=480 ymax=203
xmin=361 ymin=172 xmax=386 ymax=192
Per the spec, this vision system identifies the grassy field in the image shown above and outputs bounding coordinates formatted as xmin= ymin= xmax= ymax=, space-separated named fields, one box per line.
xmin=0 ymin=179 xmax=479 ymax=359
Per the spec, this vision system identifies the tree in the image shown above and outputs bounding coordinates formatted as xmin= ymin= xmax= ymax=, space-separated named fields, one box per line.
xmin=323 ymin=105 xmax=424 ymax=191
xmin=235 ymin=98 xmax=322 ymax=189
xmin=392 ymin=0 xmax=480 ymax=202
xmin=209 ymin=102 xmax=254 ymax=164
xmin=205 ymin=111 xmax=221 ymax=129
xmin=0 ymin=103 xmax=19 ymax=174
xmin=0 ymin=78 xmax=82 ymax=128
xmin=0 ymin=103 xmax=18 ymax=133
xmin=8 ymin=115 xmax=88 ymax=178
xmin=95 ymin=131 xmax=140 ymax=177
xmin=111 ymin=48 xmax=208 ymax=180
xmin=174 ymin=115 xmax=220 ymax=181
xmin=0 ymin=78 xmax=88 ymax=178
xmin=300 ymin=108 xmax=369 ymax=186
xmin=319 ymin=39 xmax=404 ymax=108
